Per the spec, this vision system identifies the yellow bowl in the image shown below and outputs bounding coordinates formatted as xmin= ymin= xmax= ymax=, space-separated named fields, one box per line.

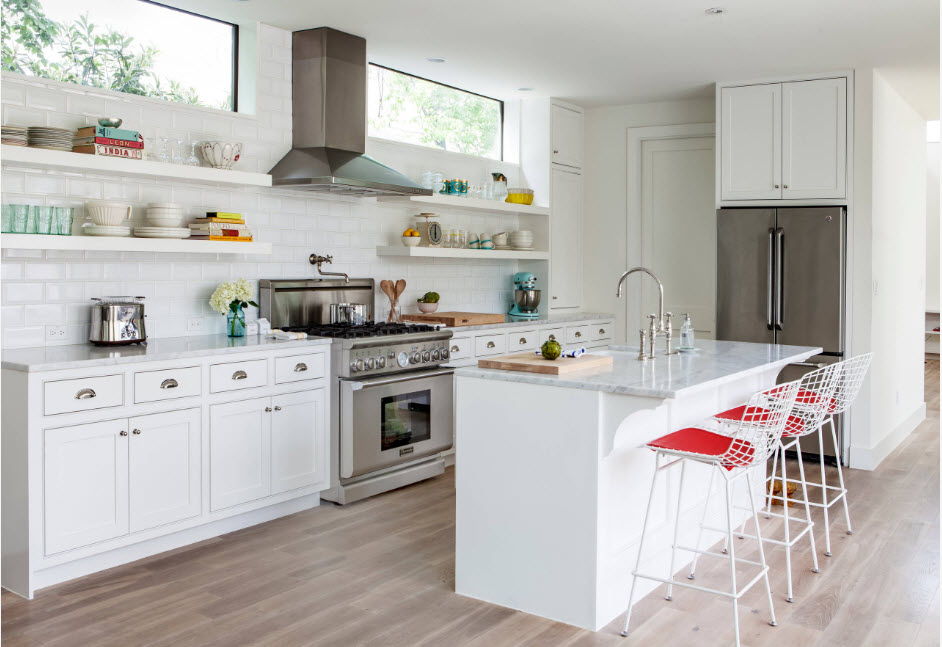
xmin=505 ymin=192 xmax=534 ymax=205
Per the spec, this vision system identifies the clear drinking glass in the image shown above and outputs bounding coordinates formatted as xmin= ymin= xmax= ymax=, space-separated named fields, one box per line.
xmin=25 ymin=206 xmax=40 ymax=234
xmin=156 ymin=136 xmax=171 ymax=163
xmin=11 ymin=205 xmax=28 ymax=233
xmin=33 ymin=206 xmax=54 ymax=234
xmin=54 ymin=207 xmax=73 ymax=235
xmin=171 ymin=138 xmax=186 ymax=164
xmin=1 ymin=205 xmax=13 ymax=233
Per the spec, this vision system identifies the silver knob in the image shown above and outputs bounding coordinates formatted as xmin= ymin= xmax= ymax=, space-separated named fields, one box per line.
xmin=410 ymin=351 xmax=421 ymax=364
xmin=553 ymin=149 xmax=559 ymax=154
xmin=422 ymin=351 xmax=431 ymax=362
xmin=431 ymin=349 xmax=441 ymax=360
xmin=274 ymin=406 xmax=282 ymax=411
xmin=783 ymin=184 xmax=788 ymax=189
xmin=552 ymin=296 xmax=557 ymax=300
xmin=441 ymin=349 xmax=450 ymax=360
xmin=365 ymin=357 xmax=375 ymax=370
xmin=349 ymin=361 xmax=360 ymax=373
xmin=265 ymin=406 xmax=272 ymax=412
xmin=132 ymin=429 xmax=141 ymax=435
xmin=774 ymin=184 xmax=780 ymax=189
xmin=377 ymin=356 xmax=387 ymax=368
xmin=119 ymin=430 xmax=128 ymax=437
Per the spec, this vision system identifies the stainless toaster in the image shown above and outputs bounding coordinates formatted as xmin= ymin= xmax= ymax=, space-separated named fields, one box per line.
xmin=89 ymin=297 xmax=147 ymax=345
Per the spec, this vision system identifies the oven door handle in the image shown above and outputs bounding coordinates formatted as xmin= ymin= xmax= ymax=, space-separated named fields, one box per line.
xmin=345 ymin=368 xmax=455 ymax=391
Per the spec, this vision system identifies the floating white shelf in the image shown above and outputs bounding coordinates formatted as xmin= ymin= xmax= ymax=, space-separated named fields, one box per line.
xmin=377 ymin=193 xmax=550 ymax=216
xmin=376 ymin=245 xmax=549 ymax=261
xmin=0 ymin=145 xmax=272 ymax=187
xmin=1 ymin=233 xmax=272 ymax=255
xmin=927 ymin=329 xmax=941 ymax=336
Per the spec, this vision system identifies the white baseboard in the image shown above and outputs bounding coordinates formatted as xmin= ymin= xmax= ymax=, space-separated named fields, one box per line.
xmin=850 ymin=402 xmax=927 ymax=470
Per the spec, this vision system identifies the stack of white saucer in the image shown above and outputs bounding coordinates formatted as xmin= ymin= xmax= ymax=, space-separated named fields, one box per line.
xmin=134 ymin=203 xmax=190 ymax=239
xmin=509 ymin=230 xmax=534 ymax=250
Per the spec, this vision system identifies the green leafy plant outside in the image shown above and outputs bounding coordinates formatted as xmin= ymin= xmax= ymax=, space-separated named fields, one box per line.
xmin=1 ymin=0 xmax=232 ymax=110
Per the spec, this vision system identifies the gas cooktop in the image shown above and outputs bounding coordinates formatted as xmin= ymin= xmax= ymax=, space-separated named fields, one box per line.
xmin=285 ymin=322 xmax=439 ymax=339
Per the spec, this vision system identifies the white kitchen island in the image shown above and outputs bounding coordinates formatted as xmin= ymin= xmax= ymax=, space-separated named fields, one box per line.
xmin=453 ymin=339 xmax=820 ymax=631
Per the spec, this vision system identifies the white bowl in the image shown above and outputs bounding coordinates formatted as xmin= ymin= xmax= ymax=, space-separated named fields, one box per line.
xmin=86 ymin=201 xmax=131 ymax=226
xmin=147 ymin=202 xmax=184 ymax=210
xmin=402 ymin=236 xmax=420 ymax=247
xmin=147 ymin=214 xmax=186 ymax=227
xmin=417 ymin=301 xmax=439 ymax=313
xmin=199 ymin=141 xmax=243 ymax=170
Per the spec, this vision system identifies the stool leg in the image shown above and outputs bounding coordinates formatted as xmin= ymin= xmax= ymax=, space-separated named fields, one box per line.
xmin=765 ymin=442 xmax=780 ymax=519
xmin=621 ymin=453 xmax=662 ymax=638
xmin=665 ymin=458 xmax=687 ymax=601
xmin=745 ymin=467 xmax=778 ymax=628
xmin=795 ymin=443 xmax=820 ymax=574
xmin=830 ymin=416 xmax=853 ymax=536
xmin=781 ymin=444 xmax=793 ymax=603
xmin=724 ymin=477 xmax=741 ymax=647
xmin=818 ymin=424 xmax=832 ymax=556
xmin=688 ymin=466 xmax=716 ymax=580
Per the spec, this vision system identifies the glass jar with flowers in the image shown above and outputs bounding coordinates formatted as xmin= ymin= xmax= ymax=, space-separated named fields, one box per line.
xmin=210 ymin=278 xmax=259 ymax=337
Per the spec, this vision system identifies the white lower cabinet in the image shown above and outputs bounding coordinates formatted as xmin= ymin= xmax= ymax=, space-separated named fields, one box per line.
xmin=44 ymin=419 xmax=129 ymax=555
xmin=271 ymin=389 xmax=324 ymax=494
xmin=129 ymin=409 xmax=201 ymax=533
xmin=210 ymin=396 xmax=272 ymax=511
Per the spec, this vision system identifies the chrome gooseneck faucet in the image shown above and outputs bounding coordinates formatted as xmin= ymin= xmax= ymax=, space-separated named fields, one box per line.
xmin=615 ymin=266 xmax=675 ymax=359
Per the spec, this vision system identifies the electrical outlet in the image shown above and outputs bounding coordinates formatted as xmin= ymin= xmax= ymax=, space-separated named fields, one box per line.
xmin=45 ymin=325 xmax=67 ymax=341
xmin=186 ymin=318 xmax=203 ymax=333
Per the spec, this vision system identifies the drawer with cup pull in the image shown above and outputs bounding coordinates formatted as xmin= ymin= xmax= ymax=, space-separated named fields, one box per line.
xmin=590 ymin=322 xmax=613 ymax=342
xmin=44 ymin=374 xmax=124 ymax=416
xmin=209 ymin=359 xmax=268 ymax=393
xmin=566 ymin=325 xmax=591 ymax=344
xmin=474 ymin=333 xmax=507 ymax=357
xmin=447 ymin=336 xmax=473 ymax=361
xmin=274 ymin=352 xmax=326 ymax=384
xmin=134 ymin=366 xmax=201 ymax=403
xmin=539 ymin=327 xmax=565 ymax=346
xmin=510 ymin=329 xmax=539 ymax=351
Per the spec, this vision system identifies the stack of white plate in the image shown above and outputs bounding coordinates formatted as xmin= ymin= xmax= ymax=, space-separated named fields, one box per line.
xmin=84 ymin=225 xmax=131 ymax=237
xmin=134 ymin=226 xmax=190 ymax=239
xmin=145 ymin=202 xmax=186 ymax=228
xmin=2 ymin=126 xmax=27 ymax=146
xmin=27 ymin=127 xmax=73 ymax=151
xmin=509 ymin=230 xmax=535 ymax=250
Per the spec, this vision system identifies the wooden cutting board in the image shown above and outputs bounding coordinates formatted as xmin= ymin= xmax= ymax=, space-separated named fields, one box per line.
xmin=478 ymin=352 xmax=614 ymax=375
xmin=401 ymin=312 xmax=506 ymax=327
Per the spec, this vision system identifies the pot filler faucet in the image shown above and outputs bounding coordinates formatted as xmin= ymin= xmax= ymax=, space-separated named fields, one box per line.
xmin=310 ymin=253 xmax=350 ymax=283
xmin=615 ymin=267 xmax=675 ymax=360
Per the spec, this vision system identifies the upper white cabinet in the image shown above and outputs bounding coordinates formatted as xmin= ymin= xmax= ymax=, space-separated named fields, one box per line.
xmin=718 ymin=75 xmax=848 ymax=203
xmin=551 ymin=104 xmax=584 ymax=169
xmin=550 ymin=168 xmax=584 ymax=309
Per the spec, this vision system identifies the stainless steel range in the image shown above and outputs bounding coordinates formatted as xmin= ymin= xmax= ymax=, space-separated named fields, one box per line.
xmin=260 ymin=277 xmax=454 ymax=505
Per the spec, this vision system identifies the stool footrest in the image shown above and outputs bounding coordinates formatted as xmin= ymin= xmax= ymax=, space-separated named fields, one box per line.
xmin=631 ymin=565 xmax=768 ymax=601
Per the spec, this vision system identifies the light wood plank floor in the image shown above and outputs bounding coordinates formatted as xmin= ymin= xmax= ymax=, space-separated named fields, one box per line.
xmin=3 ymin=362 xmax=939 ymax=646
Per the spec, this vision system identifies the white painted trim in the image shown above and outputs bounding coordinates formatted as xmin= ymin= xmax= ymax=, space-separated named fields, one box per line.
xmin=625 ymin=123 xmax=715 ymax=333
xmin=714 ymin=69 xmax=855 ymax=90
xmin=849 ymin=401 xmax=926 ymax=470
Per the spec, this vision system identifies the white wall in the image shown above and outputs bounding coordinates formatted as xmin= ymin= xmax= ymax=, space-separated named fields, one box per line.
xmin=0 ymin=24 xmax=524 ymax=349
xmin=581 ymin=99 xmax=715 ymax=343
xmin=927 ymin=141 xmax=940 ymax=312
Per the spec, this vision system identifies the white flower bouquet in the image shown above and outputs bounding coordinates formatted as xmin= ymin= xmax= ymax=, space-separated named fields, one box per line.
xmin=210 ymin=278 xmax=259 ymax=336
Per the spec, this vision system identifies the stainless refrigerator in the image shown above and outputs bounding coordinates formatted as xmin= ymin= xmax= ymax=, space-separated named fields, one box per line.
xmin=716 ymin=207 xmax=845 ymax=462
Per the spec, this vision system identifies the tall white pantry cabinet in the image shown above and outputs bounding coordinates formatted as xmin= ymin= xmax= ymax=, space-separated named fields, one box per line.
xmin=1 ymin=341 xmax=330 ymax=598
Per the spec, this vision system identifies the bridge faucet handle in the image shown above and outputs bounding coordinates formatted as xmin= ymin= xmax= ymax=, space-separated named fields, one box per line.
xmin=664 ymin=312 xmax=673 ymax=336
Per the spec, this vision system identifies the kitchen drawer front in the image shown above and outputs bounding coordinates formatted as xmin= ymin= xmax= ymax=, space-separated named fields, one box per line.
xmin=507 ymin=329 xmax=539 ymax=352
xmin=134 ymin=366 xmax=201 ymax=403
xmin=44 ymin=374 xmax=124 ymax=416
xmin=274 ymin=352 xmax=326 ymax=385
xmin=475 ymin=333 xmax=507 ymax=357
xmin=566 ymin=325 xmax=591 ymax=345
xmin=540 ymin=327 xmax=565 ymax=345
xmin=210 ymin=359 xmax=268 ymax=393
xmin=590 ymin=321 xmax=613 ymax=342
xmin=448 ymin=336 xmax=473 ymax=361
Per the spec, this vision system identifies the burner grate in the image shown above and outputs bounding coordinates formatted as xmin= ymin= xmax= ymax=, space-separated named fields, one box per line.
xmin=285 ymin=322 xmax=439 ymax=339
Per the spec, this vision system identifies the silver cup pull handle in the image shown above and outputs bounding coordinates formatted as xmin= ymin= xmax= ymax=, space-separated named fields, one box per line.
xmin=160 ymin=378 xmax=178 ymax=389
xmin=599 ymin=328 xmax=606 ymax=335
xmin=519 ymin=338 xmax=527 ymax=345
xmin=75 ymin=388 xmax=96 ymax=400
xmin=451 ymin=345 xmax=459 ymax=352
xmin=294 ymin=362 xmax=308 ymax=372
xmin=575 ymin=331 xmax=582 ymax=338
xmin=232 ymin=370 xmax=248 ymax=380
xmin=486 ymin=341 xmax=496 ymax=348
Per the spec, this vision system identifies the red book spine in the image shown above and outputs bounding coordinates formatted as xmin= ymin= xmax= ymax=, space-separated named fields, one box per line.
xmin=90 ymin=137 xmax=144 ymax=149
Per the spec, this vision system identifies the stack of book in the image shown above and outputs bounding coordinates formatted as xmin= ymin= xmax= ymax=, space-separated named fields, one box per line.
xmin=189 ymin=213 xmax=253 ymax=242
xmin=73 ymin=126 xmax=145 ymax=160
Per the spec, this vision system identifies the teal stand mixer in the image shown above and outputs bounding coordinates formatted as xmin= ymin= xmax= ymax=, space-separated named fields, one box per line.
xmin=509 ymin=271 xmax=541 ymax=318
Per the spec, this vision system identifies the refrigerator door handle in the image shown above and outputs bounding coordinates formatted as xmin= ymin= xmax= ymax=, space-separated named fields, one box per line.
xmin=767 ymin=228 xmax=774 ymax=329
xmin=775 ymin=227 xmax=784 ymax=330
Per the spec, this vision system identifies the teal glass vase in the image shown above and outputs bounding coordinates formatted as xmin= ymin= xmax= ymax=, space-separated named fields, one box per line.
xmin=227 ymin=305 xmax=246 ymax=337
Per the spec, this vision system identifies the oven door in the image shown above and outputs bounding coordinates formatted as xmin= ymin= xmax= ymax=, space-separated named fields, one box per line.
xmin=339 ymin=368 xmax=454 ymax=479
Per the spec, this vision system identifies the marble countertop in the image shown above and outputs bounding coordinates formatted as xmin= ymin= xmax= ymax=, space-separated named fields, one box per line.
xmin=440 ymin=312 xmax=614 ymax=333
xmin=1 ymin=335 xmax=332 ymax=373
xmin=454 ymin=339 xmax=822 ymax=398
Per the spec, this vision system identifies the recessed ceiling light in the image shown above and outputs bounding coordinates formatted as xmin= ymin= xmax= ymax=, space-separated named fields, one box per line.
xmin=517 ymin=87 xmax=534 ymax=92
xmin=704 ymin=7 xmax=725 ymax=14
xmin=427 ymin=57 xmax=446 ymax=63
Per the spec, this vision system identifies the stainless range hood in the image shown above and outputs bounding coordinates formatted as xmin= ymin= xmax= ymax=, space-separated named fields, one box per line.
xmin=269 ymin=28 xmax=431 ymax=197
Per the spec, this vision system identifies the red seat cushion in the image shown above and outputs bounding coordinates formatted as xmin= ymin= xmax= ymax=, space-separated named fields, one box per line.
xmin=769 ymin=385 xmax=837 ymax=412
xmin=714 ymin=405 xmax=805 ymax=436
xmin=646 ymin=427 xmax=755 ymax=470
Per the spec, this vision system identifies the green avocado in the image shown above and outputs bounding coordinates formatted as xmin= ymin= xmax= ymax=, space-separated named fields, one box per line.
xmin=541 ymin=339 xmax=562 ymax=360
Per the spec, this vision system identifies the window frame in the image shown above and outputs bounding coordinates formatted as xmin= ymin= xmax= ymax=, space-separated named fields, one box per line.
xmin=368 ymin=63 xmax=504 ymax=161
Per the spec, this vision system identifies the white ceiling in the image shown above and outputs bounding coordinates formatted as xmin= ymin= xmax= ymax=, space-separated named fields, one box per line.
xmin=168 ymin=0 xmax=940 ymax=117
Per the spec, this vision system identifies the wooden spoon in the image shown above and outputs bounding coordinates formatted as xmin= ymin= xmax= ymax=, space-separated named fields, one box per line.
xmin=380 ymin=280 xmax=396 ymax=302
xmin=395 ymin=279 xmax=406 ymax=299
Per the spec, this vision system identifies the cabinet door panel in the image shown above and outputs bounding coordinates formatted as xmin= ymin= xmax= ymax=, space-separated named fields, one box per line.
xmin=210 ymin=397 xmax=271 ymax=511
xmin=44 ymin=419 xmax=128 ymax=554
xmin=551 ymin=104 xmax=584 ymax=168
xmin=550 ymin=168 xmax=583 ymax=308
xmin=271 ymin=389 xmax=325 ymax=494
xmin=129 ymin=408 xmax=201 ymax=532
xmin=721 ymin=84 xmax=782 ymax=200
xmin=782 ymin=78 xmax=846 ymax=199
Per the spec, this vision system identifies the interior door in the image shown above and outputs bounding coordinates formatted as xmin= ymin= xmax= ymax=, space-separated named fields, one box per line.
xmin=271 ymin=389 xmax=324 ymax=494
xmin=210 ymin=396 xmax=271 ymax=511
xmin=781 ymin=78 xmax=846 ymax=199
xmin=44 ymin=419 xmax=129 ymax=554
xmin=551 ymin=104 xmax=584 ymax=168
xmin=640 ymin=136 xmax=716 ymax=337
xmin=550 ymin=168 xmax=583 ymax=309
xmin=720 ymin=84 xmax=782 ymax=200
xmin=129 ymin=408 xmax=201 ymax=532
xmin=715 ymin=209 xmax=777 ymax=344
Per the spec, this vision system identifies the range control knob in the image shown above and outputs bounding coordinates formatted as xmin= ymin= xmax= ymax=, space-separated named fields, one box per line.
xmin=410 ymin=351 xmax=421 ymax=364
xmin=422 ymin=350 xmax=431 ymax=362
xmin=376 ymin=356 xmax=387 ymax=369
xmin=431 ymin=349 xmax=441 ymax=361
xmin=350 ymin=360 xmax=361 ymax=373
xmin=441 ymin=349 xmax=450 ymax=360
xmin=365 ymin=357 xmax=375 ymax=370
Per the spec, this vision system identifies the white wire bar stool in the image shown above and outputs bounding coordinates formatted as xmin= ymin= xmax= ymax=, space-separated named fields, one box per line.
xmin=712 ymin=362 xmax=843 ymax=602
xmin=620 ymin=380 xmax=800 ymax=647
xmin=762 ymin=353 xmax=872 ymax=557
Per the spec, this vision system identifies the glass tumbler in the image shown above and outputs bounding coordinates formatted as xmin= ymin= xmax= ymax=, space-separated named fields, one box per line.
xmin=171 ymin=138 xmax=186 ymax=165
xmin=1 ymin=205 xmax=13 ymax=233
xmin=33 ymin=206 xmax=54 ymax=234
xmin=55 ymin=207 xmax=73 ymax=235
xmin=11 ymin=205 xmax=28 ymax=233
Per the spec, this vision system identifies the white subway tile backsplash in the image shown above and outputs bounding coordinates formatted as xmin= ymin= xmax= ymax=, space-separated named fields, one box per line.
xmin=25 ymin=303 xmax=66 ymax=326
xmin=26 ymin=86 xmax=68 ymax=111
xmin=25 ymin=262 xmax=66 ymax=280
xmin=25 ymin=174 xmax=67 ymax=195
xmin=3 ymin=282 xmax=44 ymax=304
